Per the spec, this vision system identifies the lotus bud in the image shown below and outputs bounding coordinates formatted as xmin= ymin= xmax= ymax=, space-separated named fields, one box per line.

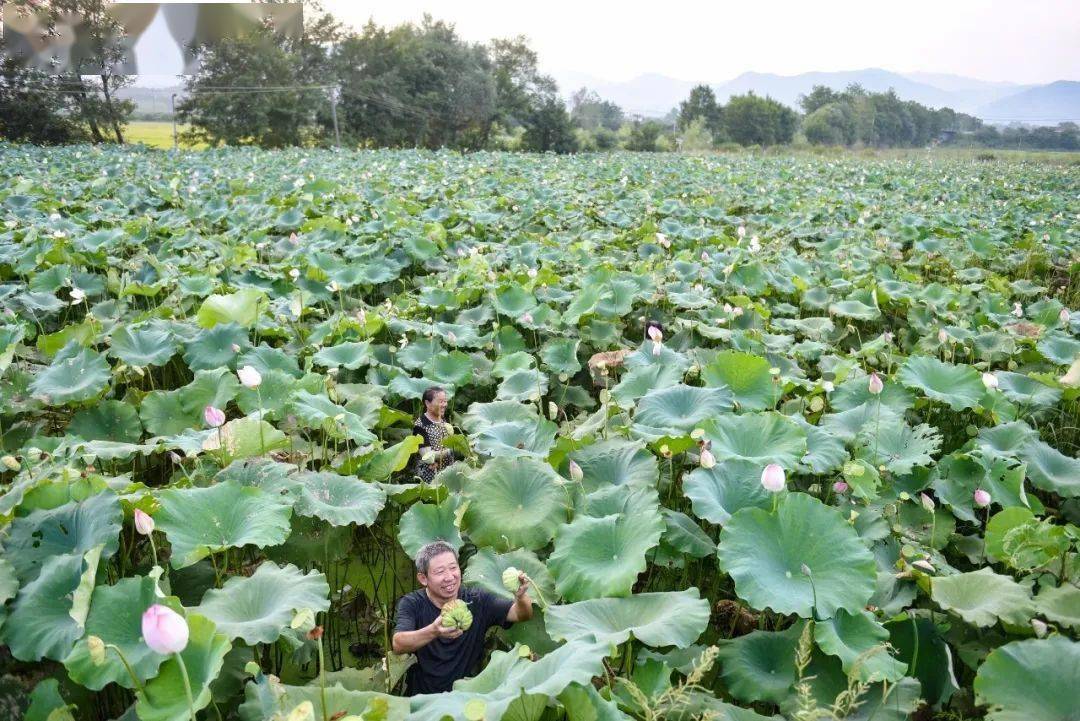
xmin=134 ymin=509 xmax=155 ymax=535
xmin=973 ymin=488 xmax=991 ymax=508
xmin=527 ymin=267 xmax=537 ymax=278
xmin=204 ymin=405 xmax=226 ymax=428
xmin=982 ymin=372 xmax=999 ymax=389
xmin=912 ymin=560 xmax=935 ymax=573
xmin=326 ymin=281 xmax=341 ymax=293
xmin=938 ymin=328 xmax=948 ymax=343
xmin=737 ymin=225 xmax=746 ymax=239
xmin=141 ymin=604 xmax=189 ymax=654
xmin=822 ymin=380 xmax=835 ymax=393
xmin=521 ymin=312 xmax=533 ymax=324
xmin=1012 ymin=302 xmax=1023 ymax=318
xmin=883 ymin=331 xmax=894 ymax=343
xmin=760 ymin=463 xmax=785 ymax=492
xmin=832 ymin=480 xmax=849 ymax=494
xmin=723 ymin=303 xmax=732 ymax=313
xmin=800 ymin=563 xmax=811 ymax=577
xmin=919 ymin=493 xmax=935 ymax=512
xmin=231 ymin=343 xmax=241 ymax=353
xmin=70 ymin=287 xmax=86 ymax=304
xmin=568 ymin=460 xmax=584 ymax=482
xmin=647 ymin=326 xmax=663 ymax=343
xmin=237 ymin=365 xmax=262 ymax=389
xmin=289 ymin=268 xmax=300 ymax=281
xmin=1060 ymin=308 xmax=1070 ymax=324
xmin=88 ymin=635 xmax=106 ymax=666
xmin=1031 ymin=618 xmax=1048 ymax=637
xmin=548 ymin=401 xmax=558 ymax=420
xmin=732 ymin=306 xmax=744 ymax=317
xmin=699 ymin=448 xmax=716 ymax=469
xmin=700 ymin=251 xmax=709 ymax=262
xmin=656 ymin=232 xmax=670 ymax=248
xmin=168 ymin=452 xmax=182 ymax=465
xmin=749 ymin=238 xmax=761 ymax=253
xmin=1 ymin=455 xmax=20 ymax=472
xmin=868 ymin=372 xmax=884 ymax=395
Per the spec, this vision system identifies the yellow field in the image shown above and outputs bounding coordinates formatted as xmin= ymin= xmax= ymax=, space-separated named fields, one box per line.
xmin=125 ymin=121 xmax=206 ymax=149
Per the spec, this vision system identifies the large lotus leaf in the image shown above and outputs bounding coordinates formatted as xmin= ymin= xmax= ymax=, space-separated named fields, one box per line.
xmin=856 ymin=421 xmax=941 ymax=476
xmin=897 ymin=356 xmax=984 ymax=411
xmin=287 ymin=472 xmax=386 ymax=527
xmin=288 ymin=390 xmax=378 ymax=445
xmin=545 ymin=589 xmax=710 ymax=647
xmin=973 ymin=636 xmax=1080 ymax=721
xmin=0 ymin=558 xmax=16 ymax=631
xmin=716 ymin=624 xmax=801 ymax=704
xmin=549 ymin=510 xmax=663 ymax=601
xmin=701 ymin=350 xmax=778 ymax=411
xmin=398 ymin=500 xmax=463 ymax=559
xmin=68 ymin=400 xmax=143 ymax=443
xmin=660 ymin=508 xmax=715 ymax=558
xmin=578 ymin=485 xmax=662 ymax=523
xmin=463 ymin=548 xmax=556 ymax=603
xmin=632 ymin=384 xmax=734 ymax=437
xmin=474 ymin=418 xmax=558 ymax=459
xmin=136 ymin=613 xmax=232 ymax=721
xmin=202 ymin=416 xmax=288 ymax=463
xmin=197 ymin=289 xmax=266 ymax=329
xmin=109 ymin=323 xmax=178 ymax=367
xmin=461 ymin=400 xmax=539 ymax=433
xmin=183 ymin=322 xmax=251 ymax=371
xmin=463 ymin=456 xmax=567 ymax=551
xmin=3 ymin=552 xmax=90 ymax=661
xmin=29 ymin=343 xmax=111 ymax=405
xmin=1020 ymin=439 xmax=1080 ymax=497
xmin=559 ymin=684 xmax=633 ymax=721
xmin=819 ymin=402 xmax=904 ymax=444
xmin=423 ymin=350 xmax=474 ymax=386
xmin=195 ymin=562 xmax=329 ymax=644
xmin=496 ymin=369 xmax=548 ymax=402
xmin=813 ymin=609 xmax=907 ymax=682
xmin=238 ymin=676 xmax=405 ymax=721
xmin=568 ymin=439 xmax=658 ymax=492
xmin=828 ymin=375 xmax=914 ymax=415
xmin=64 ymin=576 xmax=169 ymax=690
xmin=540 ymin=337 xmax=582 ymax=375
xmin=1035 ymin=583 xmax=1080 ymax=629
xmin=701 ymin=412 xmax=807 ymax=469
xmin=610 ymin=364 xmax=683 ymax=407
xmin=683 ymin=459 xmax=774 ymax=525
xmin=312 ymin=341 xmax=373 ymax=370
xmin=717 ymin=493 xmax=876 ymax=618
xmin=994 ymin=371 xmax=1062 ymax=409
xmin=6 ymin=492 xmax=122 ymax=582
xmin=157 ymin=481 xmax=293 ymax=569
xmin=976 ymin=421 xmax=1039 ymax=460
xmin=796 ymin=420 xmax=849 ymax=475
xmin=491 ymin=351 xmax=537 ymax=379
xmin=351 ymin=435 xmax=422 ymax=481
xmin=492 ymin=286 xmax=537 ymax=316
xmin=930 ymin=568 xmax=1035 ymax=627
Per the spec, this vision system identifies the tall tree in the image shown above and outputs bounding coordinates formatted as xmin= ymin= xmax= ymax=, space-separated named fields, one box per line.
xmin=0 ymin=32 xmax=84 ymax=144
xmin=489 ymin=35 xmax=555 ymax=129
xmin=521 ymin=94 xmax=577 ymax=153
xmin=570 ymin=88 xmax=624 ymax=131
xmin=677 ymin=84 xmax=722 ymax=142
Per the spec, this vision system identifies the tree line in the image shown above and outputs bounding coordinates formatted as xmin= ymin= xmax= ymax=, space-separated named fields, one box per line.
xmin=1 ymin=1 xmax=1076 ymax=153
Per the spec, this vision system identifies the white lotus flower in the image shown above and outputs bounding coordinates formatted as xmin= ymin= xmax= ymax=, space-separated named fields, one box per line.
xmin=699 ymin=448 xmax=716 ymax=469
xmin=289 ymin=268 xmax=300 ymax=280
xmin=1060 ymin=308 xmax=1071 ymax=324
xmin=982 ymin=372 xmax=999 ymax=389
xmin=1012 ymin=302 xmax=1023 ymax=318
xmin=237 ymin=365 xmax=262 ymax=389
xmin=760 ymin=463 xmax=785 ymax=492
xmin=69 ymin=287 xmax=86 ymax=304
xmin=569 ymin=460 xmax=583 ymax=482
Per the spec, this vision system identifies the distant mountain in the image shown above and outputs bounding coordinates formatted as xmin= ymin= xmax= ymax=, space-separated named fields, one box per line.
xmin=552 ymin=68 xmax=1075 ymax=125
xmin=977 ymin=81 xmax=1080 ymax=123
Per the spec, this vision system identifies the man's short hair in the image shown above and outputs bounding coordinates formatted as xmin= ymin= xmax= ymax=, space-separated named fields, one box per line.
xmin=415 ymin=540 xmax=458 ymax=575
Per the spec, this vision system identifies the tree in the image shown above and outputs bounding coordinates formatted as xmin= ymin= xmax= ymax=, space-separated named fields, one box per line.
xmin=489 ymin=35 xmax=556 ymax=129
xmin=678 ymin=84 xmax=722 ymax=142
xmin=802 ymin=102 xmax=856 ymax=146
xmin=522 ymin=94 xmax=577 ymax=153
xmin=0 ymin=38 xmax=84 ymax=144
xmin=570 ymin=88 xmax=624 ymax=131
xmin=625 ymin=119 xmax=666 ymax=151
xmin=679 ymin=117 xmax=714 ymax=153
xmin=798 ymin=85 xmax=842 ymax=115
xmin=723 ymin=92 xmax=798 ymax=146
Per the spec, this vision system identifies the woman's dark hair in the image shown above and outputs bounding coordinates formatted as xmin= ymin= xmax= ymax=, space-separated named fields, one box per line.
xmin=422 ymin=386 xmax=446 ymax=406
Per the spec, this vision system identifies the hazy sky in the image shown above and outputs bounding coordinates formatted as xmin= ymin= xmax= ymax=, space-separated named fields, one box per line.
xmin=321 ymin=0 xmax=1079 ymax=84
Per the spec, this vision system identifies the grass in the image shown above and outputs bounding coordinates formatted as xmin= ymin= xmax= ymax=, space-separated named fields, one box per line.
xmin=125 ymin=121 xmax=205 ymax=149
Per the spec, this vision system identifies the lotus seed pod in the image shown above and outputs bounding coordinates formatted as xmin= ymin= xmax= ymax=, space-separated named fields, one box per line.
xmin=440 ymin=599 xmax=473 ymax=630
xmin=502 ymin=567 xmax=521 ymax=593
xmin=1 ymin=455 xmax=20 ymax=472
xmin=88 ymin=635 xmax=106 ymax=666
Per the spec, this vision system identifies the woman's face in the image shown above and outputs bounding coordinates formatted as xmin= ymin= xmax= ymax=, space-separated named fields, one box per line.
xmin=425 ymin=391 xmax=448 ymax=417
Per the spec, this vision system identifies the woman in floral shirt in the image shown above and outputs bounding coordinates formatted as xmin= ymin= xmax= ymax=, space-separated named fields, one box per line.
xmin=413 ymin=386 xmax=455 ymax=482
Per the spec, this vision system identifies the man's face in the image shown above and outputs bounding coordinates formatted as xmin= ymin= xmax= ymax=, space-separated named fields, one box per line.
xmin=419 ymin=550 xmax=460 ymax=602
xmin=426 ymin=391 xmax=448 ymax=417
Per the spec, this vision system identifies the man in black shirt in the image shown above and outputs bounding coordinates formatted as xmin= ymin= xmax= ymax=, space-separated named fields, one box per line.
xmin=392 ymin=540 xmax=534 ymax=695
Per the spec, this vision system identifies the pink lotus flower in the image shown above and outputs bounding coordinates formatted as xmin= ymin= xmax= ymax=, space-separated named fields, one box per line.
xmin=142 ymin=604 xmax=189 ymax=655
xmin=973 ymin=488 xmax=991 ymax=508
xmin=521 ymin=313 xmax=533 ymax=324
xmin=919 ymin=492 xmax=935 ymax=512
xmin=699 ymin=448 xmax=716 ymax=469
xmin=868 ymin=372 xmax=884 ymax=395
xmin=832 ymin=480 xmax=849 ymax=494
xmin=700 ymin=251 xmax=709 ymax=262
xmin=760 ymin=463 xmax=785 ymax=492
xmin=569 ymin=460 xmax=584 ymax=482
xmin=1060 ymin=308 xmax=1071 ymax=324
xmin=134 ymin=509 xmax=155 ymax=535
xmin=937 ymin=328 xmax=948 ymax=343
xmin=204 ymin=405 xmax=225 ymax=428
xmin=647 ymin=326 xmax=663 ymax=343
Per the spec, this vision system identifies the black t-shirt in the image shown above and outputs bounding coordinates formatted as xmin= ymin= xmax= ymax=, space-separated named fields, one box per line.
xmin=394 ymin=586 xmax=513 ymax=695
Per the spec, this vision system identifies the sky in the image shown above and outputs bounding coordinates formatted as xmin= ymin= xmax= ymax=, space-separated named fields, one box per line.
xmin=320 ymin=0 xmax=1079 ymax=85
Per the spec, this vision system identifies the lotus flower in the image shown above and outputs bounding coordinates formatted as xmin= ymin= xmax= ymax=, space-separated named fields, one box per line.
xmin=911 ymin=560 xmax=935 ymax=573
xmin=204 ymin=405 xmax=226 ymax=428
xmin=700 ymin=251 xmax=709 ymax=262
xmin=982 ymin=372 xmax=999 ymax=389
xmin=868 ymin=372 xmax=884 ymax=395
xmin=1060 ymin=308 xmax=1071 ymax=324
xmin=289 ymin=268 xmax=300 ymax=280
xmin=919 ymin=492 xmax=935 ymax=512
xmin=521 ymin=312 xmax=533 ymax=324
xmin=737 ymin=226 xmax=746 ymax=239
xmin=647 ymin=325 xmax=663 ymax=343
xmin=134 ymin=509 xmax=155 ymax=535
xmin=699 ymin=448 xmax=716 ymax=469
xmin=70 ymin=287 xmax=86 ymax=304
xmin=1012 ymin=302 xmax=1023 ymax=318
xmin=326 ymin=281 xmax=341 ymax=293
xmin=732 ymin=306 xmax=744 ymax=317
xmin=568 ymin=460 xmax=584 ymax=482
xmin=142 ymin=604 xmax=189 ymax=655
xmin=973 ymin=488 xmax=992 ymax=508
xmin=938 ymin=328 xmax=948 ymax=343
xmin=656 ymin=232 xmax=670 ymax=248
xmin=237 ymin=365 xmax=262 ymax=389
xmin=832 ymin=480 xmax=849 ymax=494
xmin=883 ymin=331 xmax=894 ymax=343
xmin=760 ymin=463 xmax=785 ymax=492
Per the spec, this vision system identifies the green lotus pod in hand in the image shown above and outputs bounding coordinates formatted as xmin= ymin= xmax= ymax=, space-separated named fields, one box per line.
xmin=440 ymin=599 xmax=473 ymax=630
xmin=502 ymin=566 xmax=522 ymax=593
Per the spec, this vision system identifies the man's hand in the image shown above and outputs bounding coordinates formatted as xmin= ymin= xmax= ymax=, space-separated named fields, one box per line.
xmin=429 ymin=616 xmax=463 ymax=641
xmin=513 ymin=572 xmax=530 ymax=599
xmin=507 ymin=573 xmax=534 ymax=623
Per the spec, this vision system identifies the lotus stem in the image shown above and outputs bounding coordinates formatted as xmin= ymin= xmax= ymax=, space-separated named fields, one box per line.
xmin=175 ymin=651 xmax=196 ymax=721
xmin=316 ymin=629 xmax=329 ymax=721
xmin=256 ymin=388 xmax=265 ymax=455
xmin=106 ymin=643 xmax=144 ymax=692
xmin=524 ymin=574 xmax=549 ymax=611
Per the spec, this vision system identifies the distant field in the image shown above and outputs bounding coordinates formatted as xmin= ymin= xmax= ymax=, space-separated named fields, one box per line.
xmin=125 ymin=121 xmax=205 ymax=149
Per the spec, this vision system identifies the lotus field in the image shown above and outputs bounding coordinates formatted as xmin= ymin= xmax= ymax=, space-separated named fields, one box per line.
xmin=2 ymin=143 xmax=1080 ymax=721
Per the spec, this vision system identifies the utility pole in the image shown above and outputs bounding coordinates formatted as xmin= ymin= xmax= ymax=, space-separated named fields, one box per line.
xmin=330 ymin=86 xmax=341 ymax=148
xmin=170 ymin=93 xmax=178 ymax=150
